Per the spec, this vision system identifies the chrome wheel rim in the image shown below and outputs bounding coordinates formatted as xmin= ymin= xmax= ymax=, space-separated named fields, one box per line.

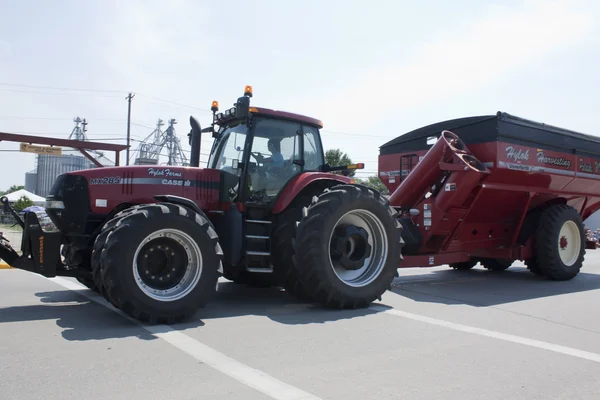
xmin=328 ymin=209 xmax=389 ymax=287
xmin=133 ymin=228 xmax=203 ymax=301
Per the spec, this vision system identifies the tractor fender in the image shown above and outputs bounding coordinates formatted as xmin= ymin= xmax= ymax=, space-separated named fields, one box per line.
xmin=153 ymin=194 xmax=204 ymax=216
xmin=271 ymin=172 xmax=354 ymax=214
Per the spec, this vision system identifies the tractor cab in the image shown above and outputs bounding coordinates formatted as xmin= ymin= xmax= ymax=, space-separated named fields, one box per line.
xmin=199 ymin=86 xmax=326 ymax=206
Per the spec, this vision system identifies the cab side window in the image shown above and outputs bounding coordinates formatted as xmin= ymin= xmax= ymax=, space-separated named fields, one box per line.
xmin=302 ymin=126 xmax=324 ymax=171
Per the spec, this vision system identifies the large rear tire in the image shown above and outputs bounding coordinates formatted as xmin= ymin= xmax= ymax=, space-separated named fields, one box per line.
xmin=533 ymin=204 xmax=585 ymax=281
xmin=291 ymin=184 xmax=403 ymax=308
xmin=99 ymin=203 xmax=223 ymax=324
xmin=272 ymin=195 xmax=316 ymax=302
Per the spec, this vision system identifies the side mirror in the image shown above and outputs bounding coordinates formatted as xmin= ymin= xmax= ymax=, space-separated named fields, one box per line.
xmin=235 ymin=96 xmax=250 ymax=119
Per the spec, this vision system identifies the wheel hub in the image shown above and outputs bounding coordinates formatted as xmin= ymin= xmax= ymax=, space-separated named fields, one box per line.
xmin=560 ymin=236 xmax=568 ymax=250
xmin=132 ymin=229 xmax=203 ymax=302
xmin=331 ymin=225 xmax=372 ymax=270
xmin=327 ymin=209 xmax=388 ymax=288
xmin=137 ymin=238 xmax=188 ymax=290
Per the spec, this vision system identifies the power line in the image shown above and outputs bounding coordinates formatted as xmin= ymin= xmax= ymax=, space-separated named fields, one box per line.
xmin=0 ymin=88 xmax=123 ymax=98
xmin=0 ymin=82 xmax=126 ymax=94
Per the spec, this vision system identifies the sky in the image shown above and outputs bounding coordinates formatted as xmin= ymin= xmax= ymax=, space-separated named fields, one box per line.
xmin=0 ymin=0 xmax=599 ymax=191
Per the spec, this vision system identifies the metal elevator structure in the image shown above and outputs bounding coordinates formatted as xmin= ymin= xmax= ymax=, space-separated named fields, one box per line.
xmin=133 ymin=118 xmax=188 ymax=166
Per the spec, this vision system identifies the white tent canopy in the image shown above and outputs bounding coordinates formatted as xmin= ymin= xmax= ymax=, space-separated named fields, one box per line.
xmin=4 ymin=189 xmax=46 ymax=204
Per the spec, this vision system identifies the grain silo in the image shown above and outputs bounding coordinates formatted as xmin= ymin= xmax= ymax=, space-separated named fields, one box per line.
xmin=30 ymin=117 xmax=110 ymax=198
xmin=35 ymin=154 xmax=96 ymax=197
xmin=24 ymin=170 xmax=37 ymax=194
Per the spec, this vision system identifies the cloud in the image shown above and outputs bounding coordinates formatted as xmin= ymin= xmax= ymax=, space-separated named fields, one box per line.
xmin=314 ymin=0 xmax=595 ymax=132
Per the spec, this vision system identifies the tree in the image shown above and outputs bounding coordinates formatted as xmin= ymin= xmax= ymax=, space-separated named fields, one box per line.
xmin=355 ymin=176 xmax=389 ymax=195
xmin=12 ymin=196 xmax=34 ymax=212
xmin=0 ymin=185 xmax=24 ymax=196
xmin=325 ymin=149 xmax=355 ymax=177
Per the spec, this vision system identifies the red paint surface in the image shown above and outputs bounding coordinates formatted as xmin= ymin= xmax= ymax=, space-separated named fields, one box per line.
xmin=380 ymin=136 xmax=600 ymax=268
xmin=71 ymin=165 xmax=221 ymax=214
xmin=271 ymin=172 xmax=353 ymax=214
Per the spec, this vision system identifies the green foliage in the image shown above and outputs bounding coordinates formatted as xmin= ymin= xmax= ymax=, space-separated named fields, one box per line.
xmin=0 ymin=185 xmax=24 ymax=196
xmin=355 ymin=176 xmax=389 ymax=195
xmin=12 ymin=196 xmax=34 ymax=212
xmin=325 ymin=149 xmax=355 ymax=177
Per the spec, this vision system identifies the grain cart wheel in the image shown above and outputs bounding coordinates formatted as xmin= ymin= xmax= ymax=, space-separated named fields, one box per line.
xmin=292 ymin=184 xmax=403 ymax=308
xmin=450 ymin=260 xmax=476 ymax=270
xmin=100 ymin=203 xmax=223 ymax=324
xmin=533 ymin=204 xmax=585 ymax=281
xmin=480 ymin=258 xmax=513 ymax=271
xmin=272 ymin=195 xmax=316 ymax=302
xmin=524 ymin=258 xmax=545 ymax=276
xmin=91 ymin=205 xmax=142 ymax=303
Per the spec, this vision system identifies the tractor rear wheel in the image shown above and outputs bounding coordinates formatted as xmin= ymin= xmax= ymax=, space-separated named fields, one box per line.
xmin=99 ymin=203 xmax=223 ymax=324
xmin=291 ymin=184 xmax=403 ymax=308
xmin=272 ymin=195 xmax=316 ymax=302
xmin=533 ymin=204 xmax=585 ymax=281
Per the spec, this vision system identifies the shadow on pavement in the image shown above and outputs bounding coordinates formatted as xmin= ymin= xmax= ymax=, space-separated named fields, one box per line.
xmin=174 ymin=281 xmax=387 ymax=331
xmin=390 ymin=265 xmax=600 ymax=307
xmin=0 ymin=280 xmax=388 ymax=340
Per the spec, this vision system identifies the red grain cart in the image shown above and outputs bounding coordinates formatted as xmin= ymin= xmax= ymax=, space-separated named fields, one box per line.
xmin=379 ymin=112 xmax=598 ymax=279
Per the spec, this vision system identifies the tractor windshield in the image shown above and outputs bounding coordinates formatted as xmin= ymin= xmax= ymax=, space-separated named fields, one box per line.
xmin=208 ymin=121 xmax=249 ymax=201
xmin=208 ymin=122 xmax=248 ymax=172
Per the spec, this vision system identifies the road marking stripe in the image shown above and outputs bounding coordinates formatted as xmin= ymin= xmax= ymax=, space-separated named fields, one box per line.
xmin=49 ymin=277 xmax=321 ymax=400
xmin=0 ymin=262 xmax=13 ymax=269
xmin=369 ymin=305 xmax=600 ymax=363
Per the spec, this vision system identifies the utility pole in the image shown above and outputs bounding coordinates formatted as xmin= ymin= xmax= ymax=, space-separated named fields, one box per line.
xmin=125 ymin=92 xmax=135 ymax=166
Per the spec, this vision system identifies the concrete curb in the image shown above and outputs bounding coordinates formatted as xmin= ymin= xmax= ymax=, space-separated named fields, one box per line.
xmin=0 ymin=262 xmax=13 ymax=269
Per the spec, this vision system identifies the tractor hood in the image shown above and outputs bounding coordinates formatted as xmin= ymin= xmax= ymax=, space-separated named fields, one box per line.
xmin=46 ymin=165 xmax=222 ymax=218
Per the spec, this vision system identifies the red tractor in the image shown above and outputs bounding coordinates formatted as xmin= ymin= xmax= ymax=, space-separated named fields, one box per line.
xmin=0 ymin=86 xmax=404 ymax=324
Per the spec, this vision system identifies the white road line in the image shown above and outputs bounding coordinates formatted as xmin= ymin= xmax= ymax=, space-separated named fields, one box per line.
xmin=370 ymin=305 xmax=600 ymax=364
xmin=49 ymin=277 xmax=321 ymax=400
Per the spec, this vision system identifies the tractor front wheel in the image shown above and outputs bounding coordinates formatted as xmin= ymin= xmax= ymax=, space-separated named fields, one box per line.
xmin=99 ymin=203 xmax=223 ymax=324
xmin=291 ymin=184 xmax=403 ymax=308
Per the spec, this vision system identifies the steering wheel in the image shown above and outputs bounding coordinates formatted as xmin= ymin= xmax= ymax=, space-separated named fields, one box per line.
xmin=250 ymin=152 xmax=265 ymax=165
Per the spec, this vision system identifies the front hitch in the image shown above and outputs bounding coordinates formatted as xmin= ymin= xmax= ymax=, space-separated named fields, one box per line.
xmin=0 ymin=200 xmax=64 ymax=277
xmin=0 ymin=195 xmax=25 ymax=229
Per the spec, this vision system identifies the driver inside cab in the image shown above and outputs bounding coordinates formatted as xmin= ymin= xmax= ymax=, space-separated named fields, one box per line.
xmin=254 ymin=138 xmax=284 ymax=177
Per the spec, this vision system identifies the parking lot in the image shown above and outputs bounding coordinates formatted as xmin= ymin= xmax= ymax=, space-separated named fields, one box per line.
xmin=2 ymin=252 xmax=600 ymax=400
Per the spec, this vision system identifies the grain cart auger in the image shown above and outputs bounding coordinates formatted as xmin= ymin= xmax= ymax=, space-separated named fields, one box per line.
xmin=379 ymin=112 xmax=599 ymax=280
xmin=0 ymin=85 xmax=404 ymax=324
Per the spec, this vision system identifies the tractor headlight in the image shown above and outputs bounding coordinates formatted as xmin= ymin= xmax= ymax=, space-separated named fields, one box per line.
xmin=45 ymin=200 xmax=65 ymax=210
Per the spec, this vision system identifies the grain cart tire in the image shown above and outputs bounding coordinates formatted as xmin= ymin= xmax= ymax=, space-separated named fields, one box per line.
xmin=292 ymin=184 xmax=403 ymax=308
xmin=91 ymin=205 xmax=142 ymax=303
xmin=272 ymin=195 xmax=316 ymax=302
xmin=524 ymin=258 xmax=545 ymax=276
xmin=534 ymin=204 xmax=585 ymax=281
xmin=450 ymin=260 xmax=476 ymax=270
xmin=100 ymin=203 xmax=223 ymax=324
xmin=481 ymin=258 xmax=513 ymax=271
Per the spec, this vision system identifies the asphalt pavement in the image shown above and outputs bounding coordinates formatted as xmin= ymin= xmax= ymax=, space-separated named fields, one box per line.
xmin=2 ymin=254 xmax=600 ymax=399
